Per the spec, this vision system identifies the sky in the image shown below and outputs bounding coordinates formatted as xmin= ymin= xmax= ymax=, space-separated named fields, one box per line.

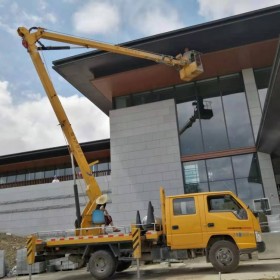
xmin=0 ymin=0 xmax=280 ymax=156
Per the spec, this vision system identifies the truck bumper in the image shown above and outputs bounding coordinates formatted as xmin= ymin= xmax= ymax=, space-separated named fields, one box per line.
xmin=257 ymin=241 xmax=266 ymax=253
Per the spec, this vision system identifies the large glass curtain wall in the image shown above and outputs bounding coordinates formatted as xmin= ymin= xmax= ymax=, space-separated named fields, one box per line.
xmin=183 ymin=153 xmax=264 ymax=208
xmin=114 ymin=73 xmax=254 ymax=156
xmin=177 ymin=73 xmax=254 ymax=155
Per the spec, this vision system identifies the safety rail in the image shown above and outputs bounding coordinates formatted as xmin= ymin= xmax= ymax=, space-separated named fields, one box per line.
xmin=32 ymin=222 xmax=161 ymax=240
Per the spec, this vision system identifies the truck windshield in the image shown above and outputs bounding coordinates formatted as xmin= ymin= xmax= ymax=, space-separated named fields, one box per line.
xmin=207 ymin=195 xmax=248 ymax=220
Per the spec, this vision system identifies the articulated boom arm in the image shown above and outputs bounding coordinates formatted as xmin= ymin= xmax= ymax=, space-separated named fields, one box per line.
xmin=17 ymin=27 xmax=102 ymax=231
xmin=18 ymin=27 xmax=203 ymax=81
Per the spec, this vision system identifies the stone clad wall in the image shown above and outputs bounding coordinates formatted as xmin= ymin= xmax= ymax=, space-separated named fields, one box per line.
xmin=0 ymin=176 xmax=111 ymax=236
xmin=109 ymin=99 xmax=184 ymax=226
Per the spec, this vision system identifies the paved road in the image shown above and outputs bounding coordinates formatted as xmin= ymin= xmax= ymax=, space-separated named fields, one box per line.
xmin=8 ymin=259 xmax=280 ymax=280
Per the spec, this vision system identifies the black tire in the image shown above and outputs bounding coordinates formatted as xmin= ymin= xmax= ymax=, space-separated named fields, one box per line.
xmin=88 ymin=250 xmax=117 ymax=280
xmin=116 ymin=260 xmax=132 ymax=272
xmin=209 ymin=240 xmax=240 ymax=273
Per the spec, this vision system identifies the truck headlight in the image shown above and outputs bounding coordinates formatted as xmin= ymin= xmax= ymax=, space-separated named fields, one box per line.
xmin=255 ymin=231 xmax=262 ymax=242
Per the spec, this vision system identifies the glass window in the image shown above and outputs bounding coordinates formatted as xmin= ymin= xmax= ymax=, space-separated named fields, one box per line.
xmin=26 ymin=172 xmax=35 ymax=181
xmin=155 ymin=86 xmax=174 ymax=101
xmin=206 ymin=157 xmax=234 ymax=181
xmin=97 ymin=163 xmax=109 ymax=171
xmin=64 ymin=168 xmax=72 ymax=176
xmin=235 ymin=179 xmax=264 ymax=209
xmin=176 ymin=83 xmax=204 ymax=155
xmin=132 ymin=91 xmax=158 ymax=106
xmin=184 ymin=161 xmax=208 ymax=182
xmin=197 ymin=78 xmax=229 ymax=152
xmin=185 ymin=182 xmax=209 ymax=194
xmin=115 ymin=95 xmax=131 ymax=109
xmin=7 ymin=175 xmax=16 ymax=183
xmin=35 ymin=171 xmax=44 ymax=179
xmin=209 ymin=180 xmax=236 ymax=194
xmin=254 ymin=68 xmax=271 ymax=89
xmin=258 ymin=88 xmax=267 ymax=111
xmin=182 ymin=153 xmax=264 ymax=204
xmin=45 ymin=169 xmax=55 ymax=178
xmin=221 ymin=74 xmax=254 ymax=148
xmin=0 ymin=176 xmax=7 ymax=184
xmin=254 ymin=68 xmax=271 ymax=112
xmin=183 ymin=161 xmax=209 ymax=193
xmin=207 ymin=195 xmax=247 ymax=219
xmin=173 ymin=197 xmax=196 ymax=215
xmin=16 ymin=173 xmax=26 ymax=182
xmin=232 ymin=154 xmax=261 ymax=181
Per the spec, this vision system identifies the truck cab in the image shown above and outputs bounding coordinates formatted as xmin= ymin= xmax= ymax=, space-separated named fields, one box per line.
xmin=161 ymin=189 xmax=265 ymax=272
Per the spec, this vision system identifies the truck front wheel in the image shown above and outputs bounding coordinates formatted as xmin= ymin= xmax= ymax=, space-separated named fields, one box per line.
xmin=209 ymin=240 xmax=239 ymax=273
xmin=88 ymin=250 xmax=117 ymax=280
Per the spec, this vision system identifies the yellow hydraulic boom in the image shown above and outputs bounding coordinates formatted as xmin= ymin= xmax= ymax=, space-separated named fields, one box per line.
xmin=17 ymin=26 xmax=203 ymax=233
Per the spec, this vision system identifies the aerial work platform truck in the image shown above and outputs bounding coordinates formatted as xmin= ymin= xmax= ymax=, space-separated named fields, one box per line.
xmin=18 ymin=26 xmax=265 ymax=280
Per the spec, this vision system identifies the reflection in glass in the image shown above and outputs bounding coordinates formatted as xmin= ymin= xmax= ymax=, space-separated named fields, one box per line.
xmin=45 ymin=169 xmax=55 ymax=178
xmin=206 ymin=157 xmax=234 ymax=181
xmin=154 ymin=86 xmax=174 ymax=101
xmin=197 ymin=78 xmax=229 ymax=152
xmin=183 ymin=153 xmax=264 ymax=204
xmin=35 ymin=171 xmax=44 ymax=179
xmin=221 ymin=74 xmax=254 ymax=148
xmin=16 ymin=173 xmax=26 ymax=182
xmin=254 ymin=68 xmax=271 ymax=113
xmin=232 ymin=154 xmax=262 ymax=183
xmin=7 ymin=175 xmax=16 ymax=183
xmin=0 ymin=177 xmax=7 ymax=184
xmin=133 ymin=91 xmax=158 ymax=105
xmin=177 ymin=84 xmax=204 ymax=155
xmin=209 ymin=180 xmax=236 ymax=194
xmin=183 ymin=161 xmax=208 ymax=193
xmin=115 ymin=95 xmax=131 ymax=109
xmin=258 ymin=88 xmax=267 ymax=111
xmin=236 ymin=178 xmax=264 ymax=209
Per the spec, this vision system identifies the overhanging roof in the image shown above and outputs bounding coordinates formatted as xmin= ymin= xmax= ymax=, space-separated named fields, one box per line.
xmin=53 ymin=5 xmax=280 ymax=115
xmin=257 ymin=39 xmax=280 ymax=156
xmin=0 ymin=139 xmax=110 ymax=173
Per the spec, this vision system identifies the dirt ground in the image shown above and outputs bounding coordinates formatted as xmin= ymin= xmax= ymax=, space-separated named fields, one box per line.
xmin=0 ymin=232 xmax=26 ymax=270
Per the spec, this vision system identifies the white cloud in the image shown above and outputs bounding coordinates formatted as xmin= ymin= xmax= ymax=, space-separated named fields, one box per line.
xmin=198 ymin=0 xmax=280 ymax=20
xmin=73 ymin=1 xmax=120 ymax=35
xmin=72 ymin=0 xmax=184 ymax=38
xmin=0 ymin=81 xmax=109 ymax=156
xmin=0 ymin=1 xmax=57 ymax=36
xmin=133 ymin=4 xmax=184 ymax=36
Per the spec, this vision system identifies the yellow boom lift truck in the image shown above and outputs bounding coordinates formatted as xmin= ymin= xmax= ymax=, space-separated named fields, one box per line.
xmin=18 ymin=27 xmax=265 ymax=279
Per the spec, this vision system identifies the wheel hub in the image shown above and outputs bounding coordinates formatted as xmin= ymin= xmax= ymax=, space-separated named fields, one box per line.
xmin=216 ymin=248 xmax=233 ymax=265
xmin=95 ymin=257 xmax=106 ymax=271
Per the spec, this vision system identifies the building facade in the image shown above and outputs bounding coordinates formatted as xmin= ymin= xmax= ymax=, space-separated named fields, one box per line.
xmin=1 ymin=6 xmax=280 ymax=234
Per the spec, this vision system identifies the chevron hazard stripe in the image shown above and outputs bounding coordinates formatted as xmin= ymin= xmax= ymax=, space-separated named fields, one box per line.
xmin=132 ymin=228 xmax=141 ymax=258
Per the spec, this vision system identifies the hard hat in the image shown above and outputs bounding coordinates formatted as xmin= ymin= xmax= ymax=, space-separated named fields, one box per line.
xmin=96 ymin=194 xmax=108 ymax=205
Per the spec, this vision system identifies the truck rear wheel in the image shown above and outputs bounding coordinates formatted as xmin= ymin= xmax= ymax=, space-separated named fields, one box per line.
xmin=88 ymin=250 xmax=117 ymax=280
xmin=209 ymin=240 xmax=239 ymax=273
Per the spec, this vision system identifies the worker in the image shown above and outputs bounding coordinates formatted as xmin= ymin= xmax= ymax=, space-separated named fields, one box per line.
xmin=96 ymin=194 xmax=120 ymax=232
xmin=52 ymin=175 xmax=60 ymax=183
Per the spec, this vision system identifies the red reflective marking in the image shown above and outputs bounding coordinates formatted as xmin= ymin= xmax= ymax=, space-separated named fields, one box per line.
xmin=69 ymin=237 xmax=74 ymax=240
xmin=98 ymin=235 xmax=104 ymax=238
